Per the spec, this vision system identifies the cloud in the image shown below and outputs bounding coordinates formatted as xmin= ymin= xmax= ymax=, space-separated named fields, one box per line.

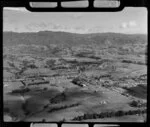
xmin=128 ymin=21 xmax=137 ymax=27
xmin=25 ymin=22 xmax=116 ymax=34
xmin=121 ymin=22 xmax=128 ymax=29
xmin=69 ymin=26 xmax=88 ymax=33
xmin=87 ymin=25 xmax=116 ymax=33
xmin=4 ymin=7 xmax=28 ymax=12
xmin=120 ymin=21 xmax=137 ymax=29
xmin=65 ymin=13 xmax=84 ymax=19
xmin=51 ymin=23 xmax=66 ymax=29
xmin=25 ymin=22 xmax=69 ymax=32
xmin=88 ymin=26 xmax=104 ymax=33
xmin=26 ymin=22 xmax=49 ymax=31
xmin=72 ymin=13 xmax=84 ymax=18
xmin=25 ymin=21 xmax=89 ymax=33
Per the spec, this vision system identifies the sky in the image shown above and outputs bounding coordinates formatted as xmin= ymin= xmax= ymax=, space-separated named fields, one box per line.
xmin=3 ymin=7 xmax=147 ymax=34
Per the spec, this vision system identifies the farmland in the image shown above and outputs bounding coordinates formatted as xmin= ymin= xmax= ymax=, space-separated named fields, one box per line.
xmin=3 ymin=31 xmax=147 ymax=122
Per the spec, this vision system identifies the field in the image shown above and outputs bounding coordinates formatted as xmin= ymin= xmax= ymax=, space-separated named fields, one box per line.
xmin=3 ymin=32 xmax=147 ymax=122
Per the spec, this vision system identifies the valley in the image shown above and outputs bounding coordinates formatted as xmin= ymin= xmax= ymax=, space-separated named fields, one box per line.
xmin=3 ymin=31 xmax=147 ymax=122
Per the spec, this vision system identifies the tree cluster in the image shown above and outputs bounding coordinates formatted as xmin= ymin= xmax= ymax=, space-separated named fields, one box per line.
xmin=48 ymin=103 xmax=80 ymax=113
xmin=122 ymin=60 xmax=146 ymax=65
xmin=72 ymin=109 xmax=146 ymax=121
xmin=12 ymin=88 xmax=30 ymax=94
xmin=129 ymin=100 xmax=146 ymax=108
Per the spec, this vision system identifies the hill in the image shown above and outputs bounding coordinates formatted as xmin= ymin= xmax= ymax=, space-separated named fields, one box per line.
xmin=3 ymin=31 xmax=147 ymax=47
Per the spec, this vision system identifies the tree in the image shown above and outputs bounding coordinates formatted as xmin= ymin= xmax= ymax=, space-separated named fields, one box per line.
xmin=43 ymin=87 xmax=48 ymax=91
xmin=42 ymin=119 xmax=46 ymax=122
xmin=115 ymin=110 xmax=124 ymax=117
xmin=28 ymin=64 xmax=37 ymax=69
xmin=129 ymin=100 xmax=139 ymax=107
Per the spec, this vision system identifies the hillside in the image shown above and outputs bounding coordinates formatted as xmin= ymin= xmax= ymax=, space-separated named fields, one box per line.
xmin=3 ymin=31 xmax=147 ymax=47
xmin=3 ymin=31 xmax=147 ymax=122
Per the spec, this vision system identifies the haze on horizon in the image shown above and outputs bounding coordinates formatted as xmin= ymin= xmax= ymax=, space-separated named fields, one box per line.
xmin=3 ymin=7 xmax=147 ymax=34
